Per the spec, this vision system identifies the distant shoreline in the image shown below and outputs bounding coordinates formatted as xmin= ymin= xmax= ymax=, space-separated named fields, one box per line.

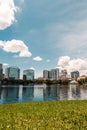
xmin=0 ymin=78 xmax=86 ymax=85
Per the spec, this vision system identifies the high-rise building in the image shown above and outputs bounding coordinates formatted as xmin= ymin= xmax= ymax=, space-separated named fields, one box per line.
xmin=0 ymin=64 xmax=3 ymax=80
xmin=60 ymin=69 xmax=67 ymax=79
xmin=43 ymin=68 xmax=59 ymax=80
xmin=51 ymin=69 xmax=59 ymax=80
xmin=5 ymin=66 xmax=20 ymax=80
xmin=23 ymin=69 xmax=34 ymax=80
xmin=71 ymin=71 xmax=79 ymax=79
xmin=43 ymin=70 xmax=49 ymax=79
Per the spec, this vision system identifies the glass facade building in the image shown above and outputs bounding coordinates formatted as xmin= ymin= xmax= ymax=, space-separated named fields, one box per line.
xmin=43 ymin=68 xmax=59 ymax=80
xmin=6 ymin=67 xmax=20 ymax=80
xmin=23 ymin=69 xmax=34 ymax=80
xmin=71 ymin=71 xmax=79 ymax=79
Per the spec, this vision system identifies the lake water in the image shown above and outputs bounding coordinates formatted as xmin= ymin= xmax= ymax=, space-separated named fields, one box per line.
xmin=0 ymin=84 xmax=87 ymax=104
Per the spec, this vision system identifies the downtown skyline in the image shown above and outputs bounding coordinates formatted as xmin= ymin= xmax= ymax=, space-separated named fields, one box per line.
xmin=1 ymin=0 xmax=87 ymax=78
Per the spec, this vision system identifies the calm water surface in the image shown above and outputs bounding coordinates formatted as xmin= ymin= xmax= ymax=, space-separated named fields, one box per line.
xmin=0 ymin=84 xmax=87 ymax=104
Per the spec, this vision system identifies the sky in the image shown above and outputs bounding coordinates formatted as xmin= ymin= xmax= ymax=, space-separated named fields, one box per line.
xmin=0 ymin=0 xmax=87 ymax=77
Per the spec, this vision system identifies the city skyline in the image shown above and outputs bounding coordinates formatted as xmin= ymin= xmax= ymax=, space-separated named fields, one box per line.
xmin=1 ymin=0 xmax=87 ymax=77
xmin=0 ymin=63 xmax=81 ymax=80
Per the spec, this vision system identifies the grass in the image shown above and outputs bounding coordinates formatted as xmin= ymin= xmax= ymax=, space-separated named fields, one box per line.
xmin=0 ymin=100 xmax=87 ymax=130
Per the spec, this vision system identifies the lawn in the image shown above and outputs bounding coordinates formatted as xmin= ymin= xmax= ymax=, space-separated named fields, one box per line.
xmin=0 ymin=100 xmax=87 ymax=130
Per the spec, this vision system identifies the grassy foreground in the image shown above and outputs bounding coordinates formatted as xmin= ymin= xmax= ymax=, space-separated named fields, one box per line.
xmin=0 ymin=101 xmax=87 ymax=130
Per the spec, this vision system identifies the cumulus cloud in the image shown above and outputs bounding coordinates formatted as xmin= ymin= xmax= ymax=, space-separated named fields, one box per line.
xmin=33 ymin=56 xmax=43 ymax=61
xmin=29 ymin=67 xmax=35 ymax=70
xmin=0 ymin=39 xmax=32 ymax=57
xmin=58 ymin=56 xmax=70 ymax=66
xmin=3 ymin=63 xmax=9 ymax=66
xmin=58 ymin=56 xmax=87 ymax=75
xmin=0 ymin=0 xmax=18 ymax=30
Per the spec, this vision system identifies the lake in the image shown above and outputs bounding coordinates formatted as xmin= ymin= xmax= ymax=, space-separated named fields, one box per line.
xmin=0 ymin=84 xmax=87 ymax=104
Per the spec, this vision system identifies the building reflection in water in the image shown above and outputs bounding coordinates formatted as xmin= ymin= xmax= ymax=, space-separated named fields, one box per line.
xmin=59 ymin=85 xmax=68 ymax=100
xmin=22 ymin=85 xmax=34 ymax=102
xmin=34 ymin=85 xmax=43 ymax=101
xmin=43 ymin=84 xmax=58 ymax=101
xmin=18 ymin=85 xmax=23 ymax=102
xmin=80 ymin=87 xmax=87 ymax=100
xmin=0 ymin=85 xmax=19 ymax=104
xmin=18 ymin=85 xmax=34 ymax=102
xmin=0 ymin=85 xmax=34 ymax=104
xmin=43 ymin=84 xmax=69 ymax=101
xmin=68 ymin=84 xmax=80 ymax=100
xmin=0 ymin=84 xmax=83 ymax=104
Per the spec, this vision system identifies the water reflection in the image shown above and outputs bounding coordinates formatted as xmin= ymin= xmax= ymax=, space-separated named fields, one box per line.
xmin=59 ymin=86 xmax=68 ymax=100
xmin=80 ymin=87 xmax=87 ymax=99
xmin=22 ymin=85 xmax=34 ymax=102
xmin=43 ymin=84 xmax=58 ymax=100
xmin=0 ymin=84 xmax=86 ymax=104
xmin=0 ymin=85 xmax=19 ymax=104
xmin=68 ymin=85 xmax=80 ymax=100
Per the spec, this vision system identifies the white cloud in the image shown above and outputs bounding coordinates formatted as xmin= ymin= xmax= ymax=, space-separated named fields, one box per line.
xmin=33 ymin=56 xmax=43 ymax=61
xmin=58 ymin=56 xmax=70 ymax=66
xmin=0 ymin=39 xmax=32 ymax=57
xmin=58 ymin=56 xmax=87 ymax=75
xmin=29 ymin=67 xmax=35 ymax=70
xmin=0 ymin=0 xmax=18 ymax=30
xmin=3 ymin=63 xmax=9 ymax=66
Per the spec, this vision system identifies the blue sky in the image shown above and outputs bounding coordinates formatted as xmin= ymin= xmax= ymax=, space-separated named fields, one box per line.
xmin=1 ymin=0 xmax=87 ymax=77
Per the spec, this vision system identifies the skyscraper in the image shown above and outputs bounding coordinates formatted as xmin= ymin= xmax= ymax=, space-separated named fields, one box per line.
xmin=5 ymin=66 xmax=20 ymax=80
xmin=60 ymin=69 xmax=67 ymax=79
xmin=43 ymin=70 xmax=49 ymax=79
xmin=0 ymin=64 xmax=3 ymax=80
xmin=43 ymin=68 xmax=59 ymax=80
xmin=51 ymin=69 xmax=59 ymax=80
xmin=23 ymin=69 xmax=34 ymax=80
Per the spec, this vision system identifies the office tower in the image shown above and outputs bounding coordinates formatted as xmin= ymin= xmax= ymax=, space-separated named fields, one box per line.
xmin=71 ymin=71 xmax=79 ymax=79
xmin=43 ymin=68 xmax=59 ymax=80
xmin=0 ymin=64 xmax=3 ymax=80
xmin=43 ymin=70 xmax=49 ymax=79
xmin=6 ymin=66 xmax=20 ymax=80
xmin=60 ymin=69 xmax=67 ymax=79
xmin=51 ymin=68 xmax=59 ymax=80
xmin=23 ymin=69 xmax=34 ymax=80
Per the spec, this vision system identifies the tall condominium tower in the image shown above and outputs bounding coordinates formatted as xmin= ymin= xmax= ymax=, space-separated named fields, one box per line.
xmin=60 ymin=69 xmax=67 ymax=79
xmin=43 ymin=70 xmax=49 ymax=79
xmin=5 ymin=66 xmax=20 ymax=80
xmin=43 ymin=68 xmax=59 ymax=80
xmin=51 ymin=68 xmax=59 ymax=80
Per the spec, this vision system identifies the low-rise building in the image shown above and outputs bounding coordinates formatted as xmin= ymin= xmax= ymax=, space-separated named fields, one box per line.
xmin=71 ymin=71 xmax=79 ymax=79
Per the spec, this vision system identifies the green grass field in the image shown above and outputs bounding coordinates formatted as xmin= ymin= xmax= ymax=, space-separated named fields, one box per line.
xmin=0 ymin=100 xmax=87 ymax=130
